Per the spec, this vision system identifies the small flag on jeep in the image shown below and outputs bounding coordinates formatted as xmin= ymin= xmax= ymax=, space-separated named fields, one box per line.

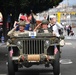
xmin=54 ymin=45 xmax=58 ymax=54
xmin=10 ymin=47 xmax=13 ymax=57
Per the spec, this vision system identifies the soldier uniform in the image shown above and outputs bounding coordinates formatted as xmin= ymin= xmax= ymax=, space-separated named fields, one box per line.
xmin=7 ymin=21 xmax=30 ymax=37
xmin=37 ymin=20 xmax=53 ymax=33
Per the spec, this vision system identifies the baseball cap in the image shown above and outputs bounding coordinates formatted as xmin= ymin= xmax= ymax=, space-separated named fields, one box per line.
xmin=20 ymin=15 xmax=25 ymax=20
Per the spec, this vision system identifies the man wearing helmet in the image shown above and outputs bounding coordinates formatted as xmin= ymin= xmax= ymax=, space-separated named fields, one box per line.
xmin=7 ymin=21 xmax=30 ymax=37
xmin=34 ymin=19 xmax=53 ymax=33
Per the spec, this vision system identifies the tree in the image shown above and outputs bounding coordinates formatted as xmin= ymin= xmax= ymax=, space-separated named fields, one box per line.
xmin=0 ymin=0 xmax=63 ymax=41
xmin=20 ymin=0 xmax=63 ymax=14
xmin=0 ymin=0 xmax=63 ymax=14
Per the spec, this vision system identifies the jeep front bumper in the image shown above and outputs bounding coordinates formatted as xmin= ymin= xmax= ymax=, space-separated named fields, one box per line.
xmin=12 ymin=54 xmax=55 ymax=62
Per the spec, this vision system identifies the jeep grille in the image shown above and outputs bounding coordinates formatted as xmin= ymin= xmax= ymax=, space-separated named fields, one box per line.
xmin=22 ymin=39 xmax=44 ymax=54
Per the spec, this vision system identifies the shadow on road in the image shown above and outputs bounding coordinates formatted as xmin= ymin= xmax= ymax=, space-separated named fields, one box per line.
xmin=15 ymin=68 xmax=53 ymax=75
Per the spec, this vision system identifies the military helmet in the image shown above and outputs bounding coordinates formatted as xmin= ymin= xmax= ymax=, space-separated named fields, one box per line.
xmin=18 ymin=21 xmax=26 ymax=26
xmin=41 ymin=20 xmax=49 ymax=25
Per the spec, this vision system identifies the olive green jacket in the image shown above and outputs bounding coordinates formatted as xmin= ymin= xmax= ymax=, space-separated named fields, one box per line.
xmin=7 ymin=28 xmax=30 ymax=37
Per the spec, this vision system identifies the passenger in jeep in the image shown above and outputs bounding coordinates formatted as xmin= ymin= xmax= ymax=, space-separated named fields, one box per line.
xmin=34 ymin=19 xmax=56 ymax=35
xmin=7 ymin=21 xmax=30 ymax=37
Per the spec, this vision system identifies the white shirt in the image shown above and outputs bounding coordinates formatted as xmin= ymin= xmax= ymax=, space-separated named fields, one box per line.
xmin=52 ymin=24 xmax=60 ymax=37
xmin=48 ymin=22 xmax=63 ymax=37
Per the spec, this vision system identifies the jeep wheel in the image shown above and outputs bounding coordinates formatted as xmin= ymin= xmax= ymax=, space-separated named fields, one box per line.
xmin=7 ymin=51 xmax=15 ymax=75
xmin=53 ymin=51 xmax=60 ymax=75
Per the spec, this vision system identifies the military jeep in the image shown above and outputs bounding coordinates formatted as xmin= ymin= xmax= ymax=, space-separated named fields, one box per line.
xmin=7 ymin=32 xmax=64 ymax=75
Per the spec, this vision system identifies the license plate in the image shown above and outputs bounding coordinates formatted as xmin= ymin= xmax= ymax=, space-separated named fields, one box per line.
xmin=29 ymin=32 xmax=36 ymax=36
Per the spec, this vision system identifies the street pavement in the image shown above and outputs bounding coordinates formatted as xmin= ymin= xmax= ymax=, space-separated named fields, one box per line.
xmin=0 ymin=43 xmax=6 ymax=47
xmin=60 ymin=39 xmax=76 ymax=75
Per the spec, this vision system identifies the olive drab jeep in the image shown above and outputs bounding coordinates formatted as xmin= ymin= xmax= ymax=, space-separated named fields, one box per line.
xmin=6 ymin=32 xmax=64 ymax=75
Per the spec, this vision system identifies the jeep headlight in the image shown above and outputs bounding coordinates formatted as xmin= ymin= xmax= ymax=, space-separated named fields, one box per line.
xmin=17 ymin=41 xmax=22 ymax=46
xmin=45 ymin=40 xmax=50 ymax=46
xmin=17 ymin=41 xmax=22 ymax=49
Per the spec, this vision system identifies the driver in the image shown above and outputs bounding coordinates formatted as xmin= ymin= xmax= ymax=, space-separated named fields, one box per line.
xmin=7 ymin=21 xmax=30 ymax=37
xmin=37 ymin=20 xmax=52 ymax=33
xmin=34 ymin=19 xmax=55 ymax=35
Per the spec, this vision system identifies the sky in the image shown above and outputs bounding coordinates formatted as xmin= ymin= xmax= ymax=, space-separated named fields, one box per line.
xmin=61 ymin=0 xmax=76 ymax=6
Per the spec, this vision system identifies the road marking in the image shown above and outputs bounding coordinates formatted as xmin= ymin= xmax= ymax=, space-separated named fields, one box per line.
xmin=65 ymin=42 xmax=72 ymax=45
xmin=65 ymin=37 xmax=71 ymax=39
xmin=60 ymin=59 xmax=73 ymax=64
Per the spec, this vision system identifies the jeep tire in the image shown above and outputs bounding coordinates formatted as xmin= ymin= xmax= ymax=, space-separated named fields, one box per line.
xmin=53 ymin=51 xmax=60 ymax=75
xmin=7 ymin=51 xmax=15 ymax=75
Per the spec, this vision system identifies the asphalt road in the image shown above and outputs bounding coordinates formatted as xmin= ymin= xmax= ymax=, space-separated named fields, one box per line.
xmin=0 ymin=39 xmax=76 ymax=75
xmin=60 ymin=39 xmax=76 ymax=75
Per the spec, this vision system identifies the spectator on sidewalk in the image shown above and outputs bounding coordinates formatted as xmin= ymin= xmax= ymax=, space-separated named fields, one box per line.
xmin=66 ymin=25 xmax=70 ymax=36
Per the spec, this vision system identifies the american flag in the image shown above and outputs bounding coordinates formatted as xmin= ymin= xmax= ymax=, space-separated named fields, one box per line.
xmin=54 ymin=45 xmax=58 ymax=54
xmin=10 ymin=48 xmax=13 ymax=57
